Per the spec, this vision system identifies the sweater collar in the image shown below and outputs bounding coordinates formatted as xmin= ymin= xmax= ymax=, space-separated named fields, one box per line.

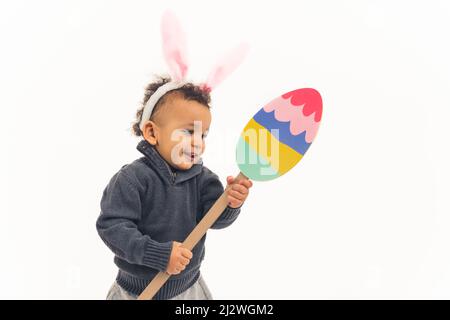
xmin=136 ymin=139 xmax=203 ymax=184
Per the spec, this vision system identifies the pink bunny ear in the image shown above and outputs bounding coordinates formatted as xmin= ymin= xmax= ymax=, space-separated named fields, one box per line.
xmin=161 ymin=10 xmax=189 ymax=82
xmin=203 ymin=42 xmax=250 ymax=91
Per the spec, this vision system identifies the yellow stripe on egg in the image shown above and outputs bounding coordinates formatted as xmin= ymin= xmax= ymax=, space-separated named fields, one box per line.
xmin=241 ymin=118 xmax=303 ymax=176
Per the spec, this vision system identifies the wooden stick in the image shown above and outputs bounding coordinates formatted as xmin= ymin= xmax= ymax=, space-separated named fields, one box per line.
xmin=137 ymin=172 xmax=248 ymax=300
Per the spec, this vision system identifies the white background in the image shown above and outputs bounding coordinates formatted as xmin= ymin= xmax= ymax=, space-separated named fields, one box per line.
xmin=1 ymin=0 xmax=449 ymax=299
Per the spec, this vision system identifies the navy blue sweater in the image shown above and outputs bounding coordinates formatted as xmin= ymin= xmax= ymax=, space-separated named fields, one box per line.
xmin=96 ymin=139 xmax=241 ymax=299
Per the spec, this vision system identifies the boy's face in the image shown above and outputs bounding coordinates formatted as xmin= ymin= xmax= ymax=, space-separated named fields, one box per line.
xmin=143 ymin=94 xmax=211 ymax=171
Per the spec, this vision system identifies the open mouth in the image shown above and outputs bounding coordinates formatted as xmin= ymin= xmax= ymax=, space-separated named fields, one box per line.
xmin=182 ymin=151 xmax=198 ymax=162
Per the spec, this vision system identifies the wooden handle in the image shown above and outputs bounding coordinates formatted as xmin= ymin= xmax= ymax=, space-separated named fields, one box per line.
xmin=137 ymin=172 xmax=248 ymax=300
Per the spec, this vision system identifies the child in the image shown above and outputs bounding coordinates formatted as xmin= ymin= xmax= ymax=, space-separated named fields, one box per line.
xmin=96 ymin=76 xmax=253 ymax=300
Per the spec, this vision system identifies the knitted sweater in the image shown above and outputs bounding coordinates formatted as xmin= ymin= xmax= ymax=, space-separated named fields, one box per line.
xmin=96 ymin=139 xmax=241 ymax=299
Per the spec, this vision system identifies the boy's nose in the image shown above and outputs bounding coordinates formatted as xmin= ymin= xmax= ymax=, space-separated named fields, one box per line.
xmin=190 ymin=139 xmax=203 ymax=152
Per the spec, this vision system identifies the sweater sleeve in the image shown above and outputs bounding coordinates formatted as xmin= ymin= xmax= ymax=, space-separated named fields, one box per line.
xmin=198 ymin=167 xmax=242 ymax=229
xmin=96 ymin=170 xmax=172 ymax=272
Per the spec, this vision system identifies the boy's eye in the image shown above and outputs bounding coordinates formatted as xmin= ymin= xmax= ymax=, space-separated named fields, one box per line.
xmin=181 ymin=129 xmax=208 ymax=139
xmin=182 ymin=129 xmax=194 ymax=135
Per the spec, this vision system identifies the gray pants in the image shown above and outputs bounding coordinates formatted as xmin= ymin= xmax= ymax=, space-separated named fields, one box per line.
xmin=106 ymin=275 xmax=213 ymax=300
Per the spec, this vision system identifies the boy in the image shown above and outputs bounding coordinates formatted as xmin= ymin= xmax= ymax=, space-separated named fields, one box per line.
xmin=97 ymin=77 xmax=252 ymax=300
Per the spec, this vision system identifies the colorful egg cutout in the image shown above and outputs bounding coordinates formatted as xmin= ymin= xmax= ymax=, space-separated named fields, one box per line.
xmin=236 ymin=88 xmax=323 ymax=181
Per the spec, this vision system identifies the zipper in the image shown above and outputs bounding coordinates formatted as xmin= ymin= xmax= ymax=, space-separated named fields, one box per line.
xmin=162 ymin=160 xmax=176 ymax=184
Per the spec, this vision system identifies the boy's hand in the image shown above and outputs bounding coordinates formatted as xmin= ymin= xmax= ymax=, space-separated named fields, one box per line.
xmin=167 ymin=241 xmax=192 ymax=275
xmin=226 ymin=176 xmax=253 ymax=208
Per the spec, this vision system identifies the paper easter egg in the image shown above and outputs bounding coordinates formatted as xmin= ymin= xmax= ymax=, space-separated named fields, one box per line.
xmin=236 ymin=88 xmax=323 ymax=181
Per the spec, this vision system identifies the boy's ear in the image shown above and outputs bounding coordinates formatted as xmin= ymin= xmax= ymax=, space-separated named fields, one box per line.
xmin=142 ymin=121 xmax=159 ymax=146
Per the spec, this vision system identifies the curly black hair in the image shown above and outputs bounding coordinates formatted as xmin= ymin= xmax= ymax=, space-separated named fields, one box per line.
xmin=132 ymin=75 xmax=211 ymax=136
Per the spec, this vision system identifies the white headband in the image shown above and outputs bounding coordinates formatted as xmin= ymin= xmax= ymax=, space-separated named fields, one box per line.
xmin=139 ymin=10 xmax=248 ymax=132
xmin=139 ymin=81 xmax=186 ymax=131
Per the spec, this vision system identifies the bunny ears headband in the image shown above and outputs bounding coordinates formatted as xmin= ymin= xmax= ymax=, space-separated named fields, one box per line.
xmin=139 ymin=11 xmax=249 ymax=131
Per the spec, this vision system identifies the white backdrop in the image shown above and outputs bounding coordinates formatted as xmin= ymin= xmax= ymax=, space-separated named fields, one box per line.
xmin=1 ymin=0 xmax=449 ymax=299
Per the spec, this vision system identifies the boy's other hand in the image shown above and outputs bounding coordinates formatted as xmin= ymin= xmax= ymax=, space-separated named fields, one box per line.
xmin=226 ymin=176 xmax=253 ymax=208
xmin=166 ymin=241 xmax=193 ymax=275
